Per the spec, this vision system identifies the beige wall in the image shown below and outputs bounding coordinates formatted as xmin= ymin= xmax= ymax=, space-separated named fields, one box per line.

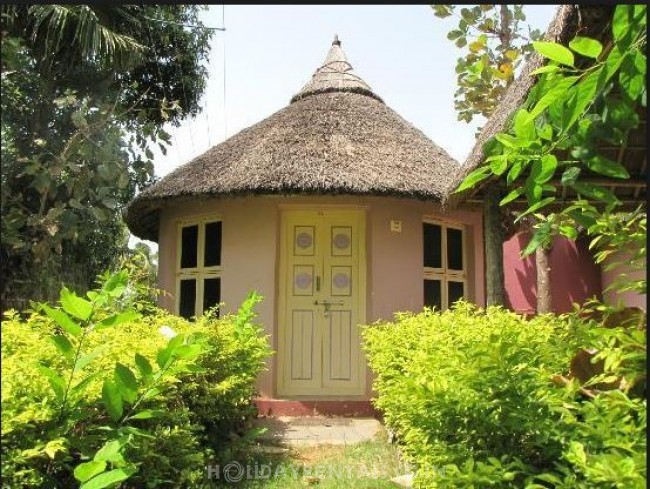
xmin=158 ymin=195 xmax=485 ymax=398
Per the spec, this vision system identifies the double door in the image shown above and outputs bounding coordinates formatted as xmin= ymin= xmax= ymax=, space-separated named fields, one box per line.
xmin=277 ymin=209 xmax=366 ymax=397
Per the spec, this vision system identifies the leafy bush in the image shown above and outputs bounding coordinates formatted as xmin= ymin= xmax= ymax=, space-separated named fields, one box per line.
xmin=363 ymin=302 xmax=646 ymax=488
xmin=1 ymin=272 xmax=271 ymax=488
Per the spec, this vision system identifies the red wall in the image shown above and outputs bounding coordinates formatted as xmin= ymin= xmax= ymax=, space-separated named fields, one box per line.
xmin=503 ymin=232 xmax=602 ymax=314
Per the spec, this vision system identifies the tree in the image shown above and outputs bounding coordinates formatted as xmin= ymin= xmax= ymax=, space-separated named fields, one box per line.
xmin=432 ymin=5 xmax=541 ymax=124
xmin=433 ymin=4 xmax=543 ymax=307
xmin=455 ymin=5 xmax=647 ymax=308
xmin=0 ymin=6 xmax=213 ymax=311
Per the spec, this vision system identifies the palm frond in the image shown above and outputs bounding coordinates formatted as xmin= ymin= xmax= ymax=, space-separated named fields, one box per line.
xmin=27 ymin=5 xmax=145 ymax=68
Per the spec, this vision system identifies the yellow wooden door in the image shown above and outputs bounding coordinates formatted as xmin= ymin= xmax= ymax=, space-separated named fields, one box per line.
xmin=278 ymin=209 xmax=366 ymax=397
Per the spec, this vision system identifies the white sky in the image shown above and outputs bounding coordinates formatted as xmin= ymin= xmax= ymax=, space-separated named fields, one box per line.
xmin=133 ymin=4 xmax=557 ymax=249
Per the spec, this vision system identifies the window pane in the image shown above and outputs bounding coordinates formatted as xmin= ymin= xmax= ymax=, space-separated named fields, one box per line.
xmin=424 ymin=279 xmax=442 ymax=310
xmin=204 ymin=221 xmax=222 ymax=267
xmin=448 ymin=281 xmax=464 ymax=307
xmin=447 ymin=228 xmax=463 ymax=271
xmin=179 ymin=279 xmax=196 ymax=319
xmin=423 ymin=223 xmax=442 ymax=268
xmin=203 ymin=277 xmax=221 ymax=316
xmin=180 ymin=225 xmax=198 ymax=269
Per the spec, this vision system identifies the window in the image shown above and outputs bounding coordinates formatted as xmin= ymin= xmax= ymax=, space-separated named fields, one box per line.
xmin=423 ymin=220 xmax=466 ymax=310
xmin=176 ymin=219 xmax=222 ymax=319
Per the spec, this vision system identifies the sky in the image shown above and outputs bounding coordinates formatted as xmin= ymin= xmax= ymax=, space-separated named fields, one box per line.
xmin=134 ymin=4 xmax=558 ymax=248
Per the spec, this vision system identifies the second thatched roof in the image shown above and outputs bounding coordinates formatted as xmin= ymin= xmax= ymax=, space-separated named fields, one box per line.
xmin=126 ymin=36 xmax=459 ymax=241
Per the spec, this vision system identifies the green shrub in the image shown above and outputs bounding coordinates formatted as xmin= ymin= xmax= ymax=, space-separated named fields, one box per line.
xmin=1 ymin=273 xmax=271 ymax=488
xmin=363 ymin=301 xmax=646 ymax=488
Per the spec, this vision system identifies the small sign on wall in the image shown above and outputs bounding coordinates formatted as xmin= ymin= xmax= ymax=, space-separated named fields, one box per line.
xmin=390 ymin=220 xmax=402 ymax=233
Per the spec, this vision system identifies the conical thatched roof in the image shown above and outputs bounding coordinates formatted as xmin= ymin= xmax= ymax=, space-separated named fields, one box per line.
xmin=125 ymin=36 xmax=459 ymax=241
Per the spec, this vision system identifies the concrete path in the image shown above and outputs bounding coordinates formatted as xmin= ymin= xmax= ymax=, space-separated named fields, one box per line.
xmin=252 ymin=416 xmax=382 ymax=446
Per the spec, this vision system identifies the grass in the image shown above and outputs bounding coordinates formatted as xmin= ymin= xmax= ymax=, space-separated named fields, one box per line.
xmin=209 ymin=428 xmax=408 ymax=488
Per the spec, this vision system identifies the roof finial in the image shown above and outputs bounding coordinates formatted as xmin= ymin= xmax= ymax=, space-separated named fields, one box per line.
xmin=332 ymin=34 xmax=341 ymax=46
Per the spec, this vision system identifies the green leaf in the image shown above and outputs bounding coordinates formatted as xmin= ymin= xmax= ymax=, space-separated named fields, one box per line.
xmin=80 ymin=467 xmax=136 ymax=489
xmin=49 ymin=335 xmax=74 ymax=360
xmin=515 ymin=197 xmax=556 ymax=222
xmin=60 ymin=287 xmax=93 ymax=321
xmin=102 ymin=380 xmax=123 ymax=422
xmin=507 ymin=160 xmax=524 ymax=184
xmin=561 ymin=167 xmax=581 ymax=185
xmin=612 ymin=5 xmax=637 ymax=42
xmin=537 ymin=124 xmax=553 ymax=141
xmin=585 ymin=156 xmax=630 ymax=179
xmin=528 ymin=76 xmax=579 ymax=120
xmin=37 ymin=365 xmax=66 ymax=401
xmin=42 ymin=304 xmax=82 ymax=337
xmin=566 ymin=209 xmax=597 ymax=229
xmin=115 ymin=363 xmax=138 ymax=392
xmin=127 ymin=409 xmax=161 ymax=420
xmin=455 ymin=167 xmax=490 ymax=193
xmin=525 ymin=180 xmax=543 ymax=203
xmin=155 ymin=334 xmax=184 ymax=370
xmin=489 ymin=155 xmax=508 ymax=176
xmin=530 ymin=154 xmax=558 ymax=184
xmin=74 ymin=348 xmax=106 ymax=373
xmin=530 ymin=65 xmax=560 ymax=76
xmin=74 ymin=460 xmax=107 ymax=483
xmin=569 ymin=36 xmax=603 ymax=59
xmin=532 ymin=41 xmax=575 ymax=67
xmin=91 ymin=207 xmax=108 ymax=222
xmin=499 ymin=188 xmax=523 ymax=206
xmin=495 ymin=133 xmax=521 ymax=148
xmin=513 ymin=108 xmax=536 ymax=140
xmin=522 ymin=227 xmax=551 ymax=257
xmin=619 ymin=67 xmax=645 ymax=101
xmin=141 ymin=386 xmax=164 ymax=401
xmin=571 ymin=182 xmax=620 ymax=205
xmin=71 ymin=372 xmax=101 ymax=395
xmin=102 ymin=270 xmax=128 ymax=297
xmin=560 ymin=225 xmax=578 ymax=240
xmin=94 ymin=439 xmax=125 ymax=463
xmin=156 ymin=346 xmax=173 ymax=370
xmin=564 ymin=69 xmax=602 ymax=130
xmin=97 ymin=311 xmax=140 ymax=330
xmin=134 ymin=353 xmax=153 ymax=379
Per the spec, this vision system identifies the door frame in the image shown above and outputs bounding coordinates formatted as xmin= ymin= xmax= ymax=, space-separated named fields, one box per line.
xmin=276 ymin=205 xmax=368 ymax=398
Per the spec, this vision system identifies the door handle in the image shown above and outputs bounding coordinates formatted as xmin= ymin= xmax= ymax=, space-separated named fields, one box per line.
xmin=314 ymin=300 xmax=345 ymax=306
xmin=314 ymin=299 xmax=345 ymax=317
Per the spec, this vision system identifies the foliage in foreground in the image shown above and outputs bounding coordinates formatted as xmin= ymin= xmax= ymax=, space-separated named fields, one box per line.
xmin=1 ymin=272 xmax=271 ymax=488
xmin=363 ymin=302 xmax=646 ymax=488
xmin=456 ymin=4 xmax=646 ymax=257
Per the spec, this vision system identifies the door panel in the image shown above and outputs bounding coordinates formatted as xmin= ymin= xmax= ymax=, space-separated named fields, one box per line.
xmin=278 ymin=209 xmax=366 ymax=397
xmin=290 ymin=310 xmax=315 ymax=381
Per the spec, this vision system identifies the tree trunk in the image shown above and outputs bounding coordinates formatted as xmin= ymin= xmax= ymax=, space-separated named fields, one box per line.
xmin=536 ymin=245 xmax=551 ymax=314
xmin=484 ymin=187 xmax=506 ymax=306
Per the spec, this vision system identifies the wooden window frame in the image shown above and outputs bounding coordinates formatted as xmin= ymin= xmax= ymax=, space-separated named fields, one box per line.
xmin=423 ymin=219 xmax=467 ymax=310
xmin=176 ymin=217 xmax=222 ymax=318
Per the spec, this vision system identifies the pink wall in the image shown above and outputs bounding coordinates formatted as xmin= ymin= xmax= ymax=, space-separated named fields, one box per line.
xmin=601 ymin=250 xmax=647 ymax=310
xmin=503 ymin=232 xmax=602 ymax=314
xmin=157 ymin=195 xmax=484 ymax=398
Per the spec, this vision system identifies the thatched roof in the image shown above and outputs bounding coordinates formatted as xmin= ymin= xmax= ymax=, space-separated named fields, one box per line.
xmin=126 ymin=36 xmax=459 ymax=241
xmin=445 ymin=5 xmax=619 ymax=207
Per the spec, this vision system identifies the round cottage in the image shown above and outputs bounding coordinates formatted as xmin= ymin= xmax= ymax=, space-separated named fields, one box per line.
xmin=124 ymin=37 xmax=486 ymax=411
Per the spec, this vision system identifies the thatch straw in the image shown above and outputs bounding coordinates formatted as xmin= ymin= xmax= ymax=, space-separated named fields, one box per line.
xmin=125 ymin=36 xmax=459 ymax=241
